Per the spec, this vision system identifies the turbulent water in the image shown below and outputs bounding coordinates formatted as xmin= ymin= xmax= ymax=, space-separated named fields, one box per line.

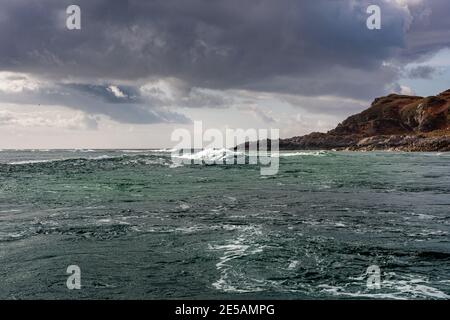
xmin=0 ymin=149 xmax=449 ymax=299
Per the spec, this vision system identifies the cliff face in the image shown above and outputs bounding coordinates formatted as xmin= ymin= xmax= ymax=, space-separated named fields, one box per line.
xmin=279 ymin=89 xmax=450 ymax=151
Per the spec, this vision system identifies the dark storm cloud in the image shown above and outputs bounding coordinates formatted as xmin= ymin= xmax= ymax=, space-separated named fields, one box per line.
xmin=400 ymin=0 xmax=450 ymax=62
xmin=0 ymin=0 xmax=449 ymax=121
xmin=0 ymin=1 xmax=407 ymax=87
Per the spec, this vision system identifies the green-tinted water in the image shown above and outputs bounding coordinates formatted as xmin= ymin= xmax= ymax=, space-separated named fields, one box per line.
xmin=0 ymin=150 xmax=449 ymax=299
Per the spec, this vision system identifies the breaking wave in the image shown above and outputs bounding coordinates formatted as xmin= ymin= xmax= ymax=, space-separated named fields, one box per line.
xmin=173 ymin=148 xmax=243 ymax=162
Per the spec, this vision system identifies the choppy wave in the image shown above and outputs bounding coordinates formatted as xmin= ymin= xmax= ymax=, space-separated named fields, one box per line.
xmin=209 ymin=225 xmax=266 ymax=293
xmin=319 ymin=272 xmax=450 ymax=299
xmin=4 ymin=149 xmax=241 ymax=167
xmin=2 ymin=148 xmax=336 ymax=168
xmin=151 ymin=148 xmax=178 ymax=153
xmin=172 ymin=148 xmax=334 ymax=162
xmin=275 ymin=151 xmax=331 ymax=157
xmin=7 ymin=155 xmax=115 ymax=165
xmin=8 ymin=159 xmax=66 ymax=165
xmin=173 ymin=148 xmax=243 ymax=162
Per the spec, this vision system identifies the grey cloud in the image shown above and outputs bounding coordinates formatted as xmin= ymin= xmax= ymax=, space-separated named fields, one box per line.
xmin=401 ymin=0 xmax=450 ymax=62
xmin=0 ymin=109 xmax=99 ymax=130
xmin=281 ymin=95 xmax=367 ymax=118
xmin=178 ymin=88 xmax=233 ymax=109
xmin=240 ymin=106 xmax=276 ymax=124
xmin=0 ymin=74 xmax=233 ymax=124
xmin=407 ymin=65 xmax=436 ymax=79
xmin=0 ymin=0 xmax=441 ymax=99
xmin=65 ymin=84 xmax=142 ymax=104
xmin=0 ymin=83 xmax=191 ymax=125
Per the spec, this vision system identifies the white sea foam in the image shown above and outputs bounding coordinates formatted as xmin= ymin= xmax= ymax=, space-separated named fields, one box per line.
xmin=119 ymin=150 xmax=143 ymax=153
xmin=89 ymin=155 xmax=113 ymax=160
xmin=120 ymin=149 xmax=154 ymax=153
xmin=288 ymin=260 xmax=300 ymax=270
xmin=0 ymin=231 xmax=24 ymax=239
xmin=275 ymin=151 xmax=329 ymax=157
xmin=209 ymin=225 xmax=265 ymax=293
xmin=334 ymin=222 xmax=346 ymax=227
xmin=319 ymin=273 xmax=450 ymax=299
xmin=179 ymin=203 xmax=191 ymax=210
xmin=8 ymin=159 xmax=66 ymax=165
xmin=8 ymin=154 xmax=114 ymax=165
xmin=67 ymin=149 xmax=96 ymax=153
xmin=174 ymin=148 xmax=242 ymax=162
xmin=174 ymin=225 xmax=205 ymax=233
xmin=152 ymin=148 xmax=178 ymax=153
xmin=0 ymin=209 xmax=21 ymax=213
xmin=407 ymin=212 xmax=437 ymax=220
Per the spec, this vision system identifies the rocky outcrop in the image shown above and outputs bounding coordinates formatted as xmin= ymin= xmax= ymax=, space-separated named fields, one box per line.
xmin=349 ymin=134 xmax=450 ymax=152
xmin=244 ymin=89 xmax=450 ymax=152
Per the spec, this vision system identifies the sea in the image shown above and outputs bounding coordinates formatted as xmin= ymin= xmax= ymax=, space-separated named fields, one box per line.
xmin=0 ymin=149 xmax=449 ymax=299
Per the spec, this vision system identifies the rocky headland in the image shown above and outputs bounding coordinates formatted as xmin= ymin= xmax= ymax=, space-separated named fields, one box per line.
xmin=247 ymin=89 xmax=450 ymax=152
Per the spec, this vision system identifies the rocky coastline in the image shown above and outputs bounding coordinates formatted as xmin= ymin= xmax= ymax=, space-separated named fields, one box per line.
xmin=272 ymin=89 xmax=450 ymax=152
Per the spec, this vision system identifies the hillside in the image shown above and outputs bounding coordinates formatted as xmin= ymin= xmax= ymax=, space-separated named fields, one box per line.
xmin=277 ymin=89 xmax=450 ymax=151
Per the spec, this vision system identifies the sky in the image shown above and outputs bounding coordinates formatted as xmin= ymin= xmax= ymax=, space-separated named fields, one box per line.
xmin=0 ymin=0 xmax=450 ymax=149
